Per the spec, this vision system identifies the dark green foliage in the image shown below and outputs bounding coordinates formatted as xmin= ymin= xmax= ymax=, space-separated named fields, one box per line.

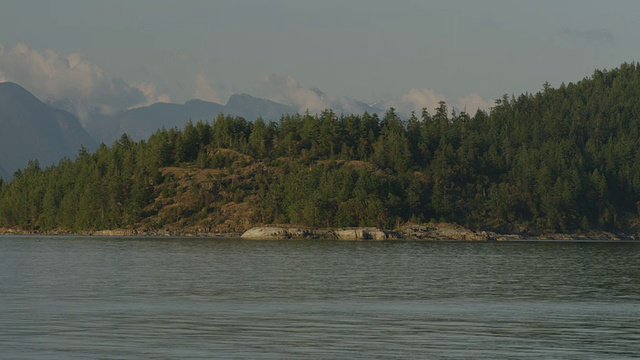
xmin=4 ymin=63 xmax=640 ymax=233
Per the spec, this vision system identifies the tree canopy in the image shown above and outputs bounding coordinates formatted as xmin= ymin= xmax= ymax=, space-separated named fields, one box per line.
xmin=3 ymin=63 xmax=640 ymax=234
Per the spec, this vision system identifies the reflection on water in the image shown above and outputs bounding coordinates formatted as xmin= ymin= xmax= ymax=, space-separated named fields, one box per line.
xmin=1 ymin=237 xmax=639 ymax=359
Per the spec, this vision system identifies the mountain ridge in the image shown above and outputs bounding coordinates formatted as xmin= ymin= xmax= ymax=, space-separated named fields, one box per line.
xmin=86 ymin=93 xmax=297 ymax=144
xmin=0 ymin=81 xmax=382 ymax=176
xmin=0 ymin=82 xmax=96 ymax=180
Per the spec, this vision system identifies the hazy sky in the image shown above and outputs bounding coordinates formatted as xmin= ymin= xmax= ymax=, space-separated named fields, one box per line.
xmin=0 ymin=0 xmax=638 ymax=115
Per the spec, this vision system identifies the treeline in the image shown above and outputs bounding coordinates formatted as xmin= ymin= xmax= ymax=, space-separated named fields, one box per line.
xmin=3 ymin=63 xmax=640 ymax=233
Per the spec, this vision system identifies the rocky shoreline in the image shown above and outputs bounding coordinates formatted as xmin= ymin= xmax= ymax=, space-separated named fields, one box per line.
xmin=2 ymin=223 xmax=636 ymax=241
xmin=239 ymin=224 xmax=632 ymax=241
xmin=240 ymin=226 xmax=402 ymax=240
xmin=239 ymin=224 xmax=489 ymax=241
xmin=0 ymin=227 xmax=241 ymax=238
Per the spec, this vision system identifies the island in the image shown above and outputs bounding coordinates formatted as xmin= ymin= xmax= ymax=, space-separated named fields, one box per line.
xmin=2 ymin=64 xmax=640 ymax=241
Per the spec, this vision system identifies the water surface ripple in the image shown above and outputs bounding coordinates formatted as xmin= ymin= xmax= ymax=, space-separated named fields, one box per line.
xmin=1 ymin=237 xmax=639 ymax=359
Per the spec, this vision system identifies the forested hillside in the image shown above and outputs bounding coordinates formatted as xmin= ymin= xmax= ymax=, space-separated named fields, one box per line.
xmin=2 ymin=63 xmax=640 ymax=234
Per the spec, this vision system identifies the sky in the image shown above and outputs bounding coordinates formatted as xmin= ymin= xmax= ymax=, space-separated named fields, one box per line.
xmin=0 ymin=0 xmax=639 ymax=118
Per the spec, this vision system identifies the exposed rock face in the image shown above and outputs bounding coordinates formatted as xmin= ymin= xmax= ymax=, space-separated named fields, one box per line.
xmin=240 ymin=227 xmax=402 ymax=240
xmin=333 ymin=228 xmax=397 ymax=240
xmin=240 ymin=227 xmax=312 ymax=240
xmin=91 ymin=229 xmax=138 ymax=236
xmin=400 ymin=223 xmax=526 ymax=241
xmin=400 ymin=223 xmax=493 ymax=241
xmin=241 ymin=223 xmax=519 ymax=241
xmin=3 ymin=223 xmax=634 ymax=241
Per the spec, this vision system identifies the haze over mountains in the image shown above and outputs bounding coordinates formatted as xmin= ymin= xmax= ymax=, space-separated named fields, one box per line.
xmin=0 ymin=82 xmax=96 ymax=179
xmin=85 ymin=93 xmax=298 ymax=144
xmin=78 ymin=90 xmax=386 ymax=145
xmin=0 ymin=81 xmax=387 ymax=179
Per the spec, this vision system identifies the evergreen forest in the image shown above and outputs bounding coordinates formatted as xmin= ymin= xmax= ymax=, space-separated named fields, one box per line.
xmin=3 ymin=63 xmax=640 ymax=234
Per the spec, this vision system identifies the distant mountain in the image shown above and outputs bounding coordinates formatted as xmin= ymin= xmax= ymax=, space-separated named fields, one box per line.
xmin=86 ymin=94 xmax=296 ymax=144
xmin=0 ymin=81 xmax=386 ymax=176
xmin=305 ymin=89 xmax=384 ymax=116
xmin=345 ymin=98 xmax=385 ymax=115
xmin=86 ymin=99 xmax=225 ymax=144
xmin=0 ymin=82 xmax=96 ymax=179
xmin=225 ymin=93 xmax=296 ymax=122
xmin=258 ymin=86 xmax=386 ymax=116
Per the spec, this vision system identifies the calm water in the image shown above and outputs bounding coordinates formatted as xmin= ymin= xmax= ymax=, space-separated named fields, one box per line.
xmin=0 ymin=237 xmax=639 ymax=359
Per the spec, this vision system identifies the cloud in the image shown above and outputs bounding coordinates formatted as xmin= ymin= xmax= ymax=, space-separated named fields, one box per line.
xmin=255 ymin=73 xmax=380 ymax=115
xmin=382 ymin=88 xmax=492 ymax=117
xmin=256 ymin=73 xmax=331 ymax=113
xmin=455 ymin=93 xmax=493 ymax=114
xmin=389 ymin=88 xmax=447 ymax=115
xmin=194 ymin=72 xmax=228 ymax=104
xmin=0 ymin=43 xmax=169 ymax=122
xmin=0 ymin=43 xmax=495 ymax=123
xmin=254 ymin=73 xmax=493 ymax=118
xmin=559 ymin=28 xmax=615 ymax=43
xmin=131 ymin=81 xmax=171 ymax=107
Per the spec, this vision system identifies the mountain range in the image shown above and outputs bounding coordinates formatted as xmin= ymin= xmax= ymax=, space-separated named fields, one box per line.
xmin=85 ymin=94 xmax=299 ymax=144
xmin=0 ymin=81 xmax=387 ymax=180
xmin=82 ymin=91 xmax=386 ymax=144
xmin=0 ymin=82 xmax=96 ymax=180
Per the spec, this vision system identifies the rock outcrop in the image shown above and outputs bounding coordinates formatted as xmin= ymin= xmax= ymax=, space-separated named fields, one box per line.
xmin=240 ymin=223 xmax=522 ymax=241
xmin=3 ymin=223 xmax=635 ymax=241
xmin=240 ymin=227 xmax=313 ymax=240
xmin=400 ymin=223 xmax=526 ymax=241
xmin=333 ymin=228 xmax=394 ymax=240
xmin=240 ymin=227 xmax=402 ymax=240
xmin=401 ymin=223 xmax=491 ymax=241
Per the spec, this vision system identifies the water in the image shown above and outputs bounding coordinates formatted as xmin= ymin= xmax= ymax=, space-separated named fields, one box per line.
xmin=1 ymin=237 xmax=639 ymax=359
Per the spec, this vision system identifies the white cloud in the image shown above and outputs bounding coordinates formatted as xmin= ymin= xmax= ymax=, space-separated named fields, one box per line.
xmin=384 ymin=88 xmax=492 ymax=116
xmin=253 ymin=74 xmax=493 ymax=118
xmin=389 ymin=88 xmax=447 ymax=115
xmin=256 ymin=73 xmax=331 ymax=113
xmin=0 ymin=43 xmax=169 ymax=122
xmin=255 ymin=73 xmax=381 ymax=115
xmin=455 ymin=93 xmax=492 ymax=114
xmin=130 ymin=81 xmax=172 ymax=107
xmin=194 ymin=72 xmax=228 ymax=104
xmin=0 ymin=43 xmax=495 ymax=122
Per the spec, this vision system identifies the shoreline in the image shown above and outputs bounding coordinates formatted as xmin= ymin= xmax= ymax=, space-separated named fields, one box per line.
xmin=1 ymin=223 xmax=637 ymax=241
xmin=0 ymin=228 xmax=242 ymax=238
